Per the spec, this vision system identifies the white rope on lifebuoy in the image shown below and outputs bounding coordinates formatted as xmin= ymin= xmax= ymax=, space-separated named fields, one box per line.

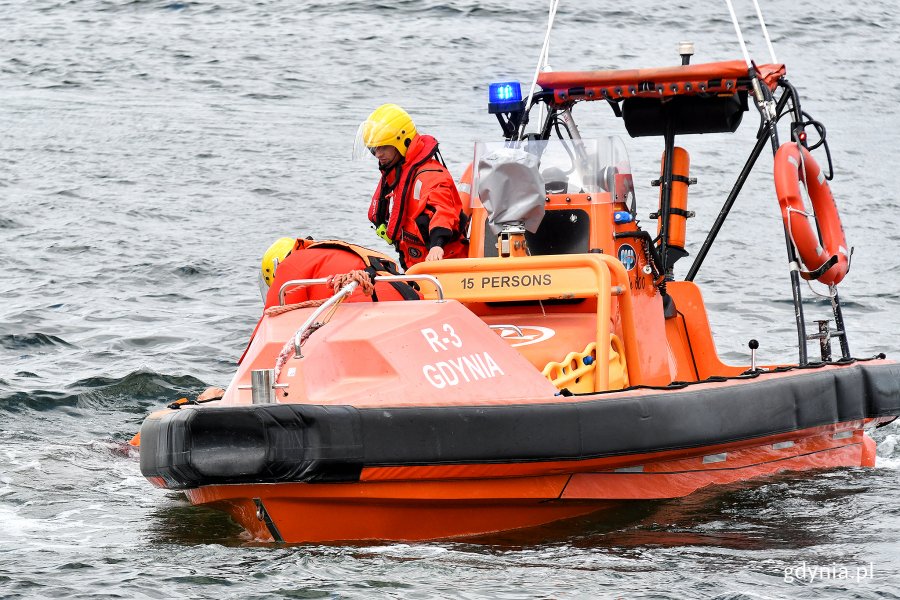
xmin=774 ymin=143 xmax=849 ymax=286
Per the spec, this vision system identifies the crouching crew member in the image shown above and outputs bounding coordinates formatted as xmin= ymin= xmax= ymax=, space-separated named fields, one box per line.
xmin=259 ymin=236 xmax=420 ymax=309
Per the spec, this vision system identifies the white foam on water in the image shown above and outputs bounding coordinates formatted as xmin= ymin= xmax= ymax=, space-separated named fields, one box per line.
xmin=875 ymin=455 xmax=900 ymax=470
xmin=0 ymin=504 xmax=43 ymax=539
xmin=0 ymin=500 xmax=130 ymax=552
xmin=876 ymin=434 xmax=899 ymax=469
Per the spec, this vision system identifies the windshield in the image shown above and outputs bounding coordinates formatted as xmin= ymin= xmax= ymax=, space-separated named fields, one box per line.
xmin=472 ymin=136 xmax=635 ymax=205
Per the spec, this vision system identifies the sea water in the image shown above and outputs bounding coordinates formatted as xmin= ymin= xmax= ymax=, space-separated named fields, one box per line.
xmin=1 ymin=0 xmax=898 ymax=597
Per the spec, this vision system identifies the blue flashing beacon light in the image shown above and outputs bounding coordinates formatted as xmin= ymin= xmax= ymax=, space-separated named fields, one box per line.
xmin=488 ymin=81 xmax=525 ymax=114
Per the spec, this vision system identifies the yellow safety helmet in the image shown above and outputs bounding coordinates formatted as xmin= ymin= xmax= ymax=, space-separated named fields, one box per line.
xmin=260 ymin=237 xmax=296 ymax=287
xmin=353 ymin=103 xmax=417 ymax=159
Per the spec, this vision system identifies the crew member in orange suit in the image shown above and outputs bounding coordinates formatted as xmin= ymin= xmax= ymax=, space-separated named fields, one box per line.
xmin=258 ymin=236 xmax=420 ymax=309
xmin=240 ymin=236 xmax=420 ymax=365
xmin=354 ymin=103 xmax=468 ymax=269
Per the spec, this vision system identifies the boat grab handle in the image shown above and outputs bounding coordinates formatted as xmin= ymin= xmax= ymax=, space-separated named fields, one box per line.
xmin=374 ymin=274 xmax=445 ymax=301
xmin=279 ymin=277 xmax=329 ymax=305
xmin=288 ymin=275 xmax=446 ymax=359
xmin=292 ymin=280 xmax=359 ymax=358
xmin=278 ymin=274 xmax=445 ymax=305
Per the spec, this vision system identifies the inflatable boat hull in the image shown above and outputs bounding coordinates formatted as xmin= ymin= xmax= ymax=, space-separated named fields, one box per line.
xmin=140 ymin=360 xmax=899 ymax=542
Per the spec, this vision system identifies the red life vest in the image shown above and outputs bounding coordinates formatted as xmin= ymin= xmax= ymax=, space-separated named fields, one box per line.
xmin=367 ymin=135 xmax=468 ymax=268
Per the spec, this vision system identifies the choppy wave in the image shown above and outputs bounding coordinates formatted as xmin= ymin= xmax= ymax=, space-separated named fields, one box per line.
xmin=0 ymin=370 xmax=207 ymax=413
xmin=303 ymin=0 xmax=545 ymax=18
xmin=0 ymin=389 xmax=79 ymax=412
xmin=89 ymin=0 xmax=211 ymax=13
xmin=0 ymin=332 xmax=73 ymax=349
xmin=70 ymin=370 xmax=207 ymax=408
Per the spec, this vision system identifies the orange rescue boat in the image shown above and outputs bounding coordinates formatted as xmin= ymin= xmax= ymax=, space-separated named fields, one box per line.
xmin=137 ymin=58 xmax=900 ymax=543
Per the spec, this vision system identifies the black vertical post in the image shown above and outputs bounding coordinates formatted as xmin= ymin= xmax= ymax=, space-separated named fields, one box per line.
xmin=769 ymin=130 xmax=810 ymax=364
xmin=766 ymin=81 xmax=809 ymax=365
xmin=783 ymin=237 xmax=809 ymax=365
xmin=831 ymin=288 xmax=851 ymax=359
xmin=658 ymin=119 xmax=676 ymax=279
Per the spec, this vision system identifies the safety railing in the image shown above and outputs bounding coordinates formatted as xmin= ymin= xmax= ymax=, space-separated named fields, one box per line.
xmin=278 ymin=274 xmax=445 ymax=306
xmin=407 ymin=254 xmax=639 ymax=391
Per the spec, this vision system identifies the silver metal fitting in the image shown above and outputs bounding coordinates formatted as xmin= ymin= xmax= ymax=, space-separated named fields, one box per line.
xmin=251 ymin=369 xmax=278 ymax=404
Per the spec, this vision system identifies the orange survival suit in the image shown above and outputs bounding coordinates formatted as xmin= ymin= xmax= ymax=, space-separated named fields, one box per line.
xmin=240 ymin=239 xmax=420 ymax=365
xmin=367 ymin=134 xmax=468 ymax=269
xmin=263 ymin=239 xmax=420 ymax=309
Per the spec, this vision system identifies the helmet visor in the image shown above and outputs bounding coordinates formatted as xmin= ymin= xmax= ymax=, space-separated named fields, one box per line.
xmin=352 ymin=121 xmax=381 ymax=162
xmin=257 ymin=269 xmax=270 ymax=304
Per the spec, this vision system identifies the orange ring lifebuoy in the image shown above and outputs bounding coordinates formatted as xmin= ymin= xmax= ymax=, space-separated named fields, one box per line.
xmin=773 ymin=143 xmax=849 ymax=286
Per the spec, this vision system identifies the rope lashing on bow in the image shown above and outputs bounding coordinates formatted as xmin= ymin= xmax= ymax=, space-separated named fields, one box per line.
xmin=264 ymin=270 xmax=376 ymax=317
xmin=270 ymin=270 xmax=376 ymax=383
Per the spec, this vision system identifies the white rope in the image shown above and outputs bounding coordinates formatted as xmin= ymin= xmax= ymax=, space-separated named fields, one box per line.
xmin=535 ymin=0 xmax=556 ymax=129
xmin=806 ymin=278 xmax=837 ymax=299
xmin=724 ymin=0 xmax=753 ymax=68
xmin=518 ymin=0 xmax=561 ymax=139
xmin=751 ymin=0 xmax=778 ymax=64
xmin=273 ymin=338 xmax=296 ymax=382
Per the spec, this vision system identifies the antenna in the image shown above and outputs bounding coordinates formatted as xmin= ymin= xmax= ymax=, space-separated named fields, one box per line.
xmin=751 ymin=0 xmax=778 ymax=63
xmin=518 ymin=0 xmax=561 ymax=140
xmin=724 ymin=0 xmax=753 ymax=68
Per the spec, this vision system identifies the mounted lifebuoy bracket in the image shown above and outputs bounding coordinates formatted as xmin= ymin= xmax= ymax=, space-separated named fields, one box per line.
xmin=457 ymin=162 xmax=473 ymax=216
xmin=773 ymin=143 xmax=850 ymax=286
